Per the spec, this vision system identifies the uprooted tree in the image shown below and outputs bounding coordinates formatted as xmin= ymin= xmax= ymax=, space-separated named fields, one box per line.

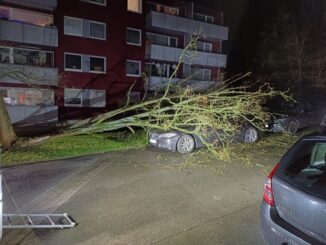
xmin=68 ymin=37 xmax=288 ymax=159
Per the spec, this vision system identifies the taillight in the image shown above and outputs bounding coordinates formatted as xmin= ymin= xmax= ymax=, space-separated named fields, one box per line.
xmin=263 ymin=163 xmax=280 ymax=206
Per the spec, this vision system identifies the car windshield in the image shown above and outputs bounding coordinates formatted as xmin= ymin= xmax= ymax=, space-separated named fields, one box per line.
xmin=277 ymin=140 xmax=326 ymax=199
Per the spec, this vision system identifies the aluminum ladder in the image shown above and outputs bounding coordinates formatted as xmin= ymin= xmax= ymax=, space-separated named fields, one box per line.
xmin=3 ymin=213 xmax=76 ymax=229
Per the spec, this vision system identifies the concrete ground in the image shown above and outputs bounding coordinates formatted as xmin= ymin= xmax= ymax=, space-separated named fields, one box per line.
xmin=2 ymin=148 xmax=275 ymax=245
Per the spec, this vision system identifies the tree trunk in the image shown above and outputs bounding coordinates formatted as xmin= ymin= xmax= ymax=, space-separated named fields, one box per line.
xmin=0 ymin=96 xmax=16 ymax=147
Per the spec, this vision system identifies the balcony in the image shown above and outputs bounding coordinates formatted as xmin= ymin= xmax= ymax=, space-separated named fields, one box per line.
xmin=147 ymin=76 xmax=222 ymax=92
xmin=147 ymin=11 xmax=228 ymax=41
xmin=0 ymin=20 xmax=58 ymax=47
xmin=147 ymin=76 xmax=179 ymax=90
xmin=2 ymin=0 xmax=57 ymax=11
xmin=6 ymin=105 xmax=58 ymax=125
xmin=145 ymin=44 xmax=227 ymax=68
xmin=0 ymin=63 xmax=58 ymax=86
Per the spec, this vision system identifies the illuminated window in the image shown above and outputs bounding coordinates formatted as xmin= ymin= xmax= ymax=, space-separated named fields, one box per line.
xmin=126 ymin=60 xmax=141 ymax=76
xmin=127 ymin=28 xmax=142 ymax=45
xmin=0 ymin=6 xmax=53 ymax=26
xmin=1 ymin=87 xmax=54 ymax=106
xmin=127 ymin=0 xmax=142 ymax=13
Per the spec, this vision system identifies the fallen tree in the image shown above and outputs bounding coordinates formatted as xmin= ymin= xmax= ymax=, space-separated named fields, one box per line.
xmin=67 ymin=36 xmax=289 ymax=159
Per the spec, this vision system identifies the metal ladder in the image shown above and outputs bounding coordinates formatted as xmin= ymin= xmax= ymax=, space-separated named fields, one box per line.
xmin=3 ymin=213 xmax=76 ymax=229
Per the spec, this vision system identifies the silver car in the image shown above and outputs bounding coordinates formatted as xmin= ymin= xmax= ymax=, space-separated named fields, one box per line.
xmin=261 ymin=134 xmax=326 ymax=244
xmin=149 ymin=125 xmax=259 ymax=154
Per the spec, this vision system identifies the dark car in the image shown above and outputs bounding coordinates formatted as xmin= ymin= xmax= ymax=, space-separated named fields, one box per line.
xmin=149 ymin=125 xmax=259 ymax=154
xmin=261 ymin=134 xmax=326 ymax=244
xmin=266 ymin=101 xmax=326 ymax=133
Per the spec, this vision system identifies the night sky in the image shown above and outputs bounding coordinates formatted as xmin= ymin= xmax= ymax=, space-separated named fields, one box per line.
xmin=191 ymin=0 xmax=286 ymax=76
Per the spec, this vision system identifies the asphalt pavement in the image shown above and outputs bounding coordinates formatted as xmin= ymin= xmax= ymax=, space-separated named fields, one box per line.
xmin=1 ymin=148 xmax=272 ymax=245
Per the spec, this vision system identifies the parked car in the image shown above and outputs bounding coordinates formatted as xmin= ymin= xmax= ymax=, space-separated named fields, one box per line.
xmin=261 ymin=133 xmax=326 ymax=244
xmin=266 ymin=101 xmax=326 ymax=133
xmin=149 ymin=125 xmax=259 ymax=154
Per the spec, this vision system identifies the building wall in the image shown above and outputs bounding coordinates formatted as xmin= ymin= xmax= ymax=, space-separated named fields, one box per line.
xmin=0 ymin=0 xmax=228 ymax=123
xmin=55 ymin=0 xmax=145 ymax=120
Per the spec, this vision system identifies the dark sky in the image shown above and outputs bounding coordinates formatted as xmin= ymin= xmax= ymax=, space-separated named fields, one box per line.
xmin=192 ymin=0 xmax=281 ymax=75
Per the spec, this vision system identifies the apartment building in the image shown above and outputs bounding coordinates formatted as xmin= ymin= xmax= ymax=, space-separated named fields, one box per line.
xmin=0 ymin=0 xmax=58 ymax=125
xmin=144 ymin=0 xmax=228 ymax=91
xmin=0 ymin=0 xmax=228 ymax=125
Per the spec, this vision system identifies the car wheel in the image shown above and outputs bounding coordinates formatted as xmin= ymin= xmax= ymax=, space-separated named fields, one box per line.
xmin=243 ymin=126 xmax=259 ymax=143
xmin=287 ymin=120 xmax=299 ymax=134
xmin=177 ymin=135 xmax=195 ymax=154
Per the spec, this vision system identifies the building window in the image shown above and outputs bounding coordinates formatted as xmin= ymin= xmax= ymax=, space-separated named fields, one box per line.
xmin=146 ymin=33 xmax=177 ymax=47
xmin=192 ymin=67 xmax=211 ymax=81
xmin=84 ymin=89 xmax=106 ymax=107
xmin=1 ymin=87 xmax=54 ymax=106
xmin=0 ymin=6 xmax=53 ymax=27
xmin=64 ymin=88 xmax=82 ymax=107
xmin=89 ymin=56 xmax=106 ymax=73
xmin=89 ymin=21 xmax=106 ymax=40
xmin=194 ymin=13 xmax=214 ymax=24
xmin=145 ymin=63 xmax=177 ymax=78
xmin=197 ymin=42 xmax=212 ymax=52
xmin=89 ymin=0 xmax=106 ymax=6
xmin=64 ymin=16 xmax=82 ymax=36
xmin=65 ymin=53 xmax=82 ymax=71
xmin=126 ymin=60 xmax=141 ymax=77
xmin=127 ymin=0 xmax=142 ymax=13
xmin=0 ymin=47 xmax=11 ymax=64
xmin=64 ymin=88 xmax=106 ymax=107
xmin=127 ymin=28 xmax=142 ymax=46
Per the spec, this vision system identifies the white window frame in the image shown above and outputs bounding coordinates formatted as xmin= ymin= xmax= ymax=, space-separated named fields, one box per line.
xmin=89 ymin=55 xmax=106 ymax=74
xmin=89 ymin=20 xmax=106 ymax=40
xmin=64 ymin=52 xmax=83 ymax=72
xmin=127 ymin=27 xmax=142 ymax=46
xmin=126 ymin=60 xmax=141 ymax=77
xmin=203 ymin=69 xmax=211 ymax=81
xmin=64 ymin=16 xmax=83 ymax=37
xmin=127 ymin=0 xmax=143 ymax=14
xmin=198 ymin=41 xmax=212 ymax=52
xmin=146 ymin=32 xmax=178 ymax=47
xmin=88 ymin=0 xmax=106 ymax=6
xmin=87 ymin=89 xmax=106 ymax=107
xmin=64 ymin=88 xmax=83 ymax=107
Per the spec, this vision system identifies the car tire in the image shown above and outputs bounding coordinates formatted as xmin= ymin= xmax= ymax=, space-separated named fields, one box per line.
xmin=242 ymin=126 xmax=259 ymax=143
xmin=287 ymin=120 xmax=299 ymax=134
xmin=177 ymin=134 xmax=195 ymax=154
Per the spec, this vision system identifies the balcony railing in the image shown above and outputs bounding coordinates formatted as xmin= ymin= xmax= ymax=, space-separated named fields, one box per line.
xmin=0 ymin=63 xmax=58 ymax=86
xmin=0 ymin=20 xmax=58 ymax=47
xmin=2 ymin=0 xmax=57 ymax=10
xmin=147 ymin=76 xmax=222 ymax=91
xmin=146 ymin=44 xmax=227 ymax=68
xmin=6 ymin=105 xmax=58 ymax=125
xmin=147 ymin=11 xmax=228 ymax=41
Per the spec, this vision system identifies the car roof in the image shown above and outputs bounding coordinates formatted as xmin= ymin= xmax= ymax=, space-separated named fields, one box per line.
xmin=300 ymin=133 xmax=326 ymax=141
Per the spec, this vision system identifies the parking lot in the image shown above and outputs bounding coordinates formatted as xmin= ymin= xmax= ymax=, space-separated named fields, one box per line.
xmin=2 ymin=148 xmax=273 ymax=244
